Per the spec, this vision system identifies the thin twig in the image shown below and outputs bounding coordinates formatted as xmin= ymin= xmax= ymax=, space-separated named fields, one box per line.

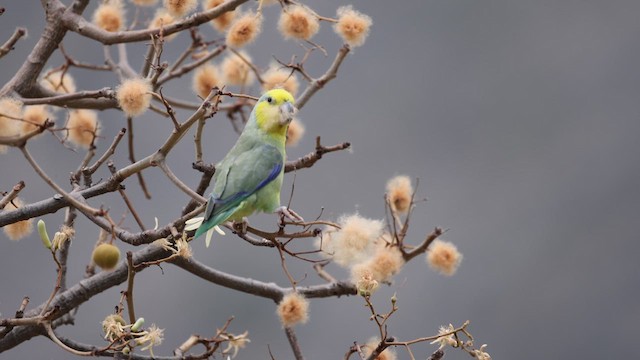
xmin=402 ymin=227 xmax=443 ymax=262
xmin=20 ymin=146 xmax=104 ymax=217
xmin=62 ymin=0 xmax=250 ymax=45
xmin=284 ymin=326 xmax=305 ymax=360
xmin=127 ymin=117 xmax=152 ymax=199
xmin=0 ymin=181 xmax=25 ymax=210
xmin=157 ymin=161 xmax=207 ymax=204
xmin=44 ymin=322 xmax=93 ymax=356
xmin=0 ymin=27 xmax=27 ymax=59
xmin=125 ymin=252 xmax=136 ymax=325
xmin=108 ymin=162 xmax=146 ymax=231
xmin=157 ymin=45 xmax=226 ymax=86
xmin=83 ymin=128 xmax=126 ymax=177
xmin=20 ymin=87 xmax=116 ymax=106
xmin=295 ymin=44 xmax=350 ymax=110
xmin=285 ymin=137 xmax=351 ymax=172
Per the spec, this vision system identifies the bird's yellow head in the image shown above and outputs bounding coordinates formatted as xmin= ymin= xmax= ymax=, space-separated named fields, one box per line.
xmin=254 ymin=89 xmax=296 ymax=138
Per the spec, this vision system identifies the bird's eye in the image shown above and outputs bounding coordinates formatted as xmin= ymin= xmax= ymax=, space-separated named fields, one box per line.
xmin=266 ymin=97 xmax=273 ymax=103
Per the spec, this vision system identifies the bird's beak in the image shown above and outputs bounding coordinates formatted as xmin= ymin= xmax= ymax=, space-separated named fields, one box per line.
xmin=279 ymin=101 xmax=297 ymax=126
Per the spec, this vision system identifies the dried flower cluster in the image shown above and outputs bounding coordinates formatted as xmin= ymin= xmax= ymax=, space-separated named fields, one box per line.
xmin=22 ymin=105 xmax=53 ymax=135
xmin=164 ymin=0 xmax=197 ymax=17
xmin=330 ymin=214 xmax=383 ymax=266
xmin=226 ymin=12 xmax=263 ymax=48
xmin=351 ymin=244 xmax=405 ymax=284
xmin=262 ymin=65 xmax=299 ymax=96
xmin=93 ymin=0 xmax=126 ymax=32
xmin=132 ymin=0 xmax=158 ymax=6
xmin=276 ymin=292 xmax=309 ymax=327
xmin=278 ymin=5 xmax=320 ymax=41
xmin=2 ymin=198 xmax=33 ymax=241
xmin=386 ymin=175 xmax=413 ymax=214
xmin=220 ymin=331 xmax=250 ymax=358
xmin=0 ymin=97 xmax=23 ymax=152
xmin=221 ymin=51 xmax=255 ymax=86
xmin=116 ymin=78 xmax=153 ymax=117
xmin=66 ymin=109 xmax=100 ymax=148
xmin=192 ymin=63 xmax=221 ymax=98
xmin=427 ymin=239 xmax=463 ymax=276
xmin=204 ymin=0 xmax=236 ymax=32
xmin=334 ymin=5 xmax=372 ymax=47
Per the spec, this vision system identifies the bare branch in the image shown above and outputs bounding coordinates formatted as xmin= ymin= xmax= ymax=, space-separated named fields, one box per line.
xmin=20 ymin=87 xmax=116 ymax=107
xmin=295 ymin=44 xmax=351 ymax=110
xmin=0 ymin=181 xmax=26 ymax=210
xmin=157 ymin=161 xmax=207 ymax=204
xmin=285 ymin=136 xmax=351 ymax=172
xmin=157 ymin=45 xmax=226 ymax=86
xmin=83 ymin=128 xmax=127 ymax=178
xmin=62 ymin=0 xmax=250 ymax=45
xmin=402 ymin=227 xmax=443 ymax=262
xmin=0 ymin=27 xmax=27 ymax=59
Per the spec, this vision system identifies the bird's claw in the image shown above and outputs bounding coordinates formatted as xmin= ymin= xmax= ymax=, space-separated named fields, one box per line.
xmin=275 ymin=206 xmax=304 ymax=225
xmin=232 ymin=217 xmax=249 ymax=234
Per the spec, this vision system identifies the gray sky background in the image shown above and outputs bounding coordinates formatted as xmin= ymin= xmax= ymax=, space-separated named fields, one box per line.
xmin=1 ymin=0 xmax=640 ymax=359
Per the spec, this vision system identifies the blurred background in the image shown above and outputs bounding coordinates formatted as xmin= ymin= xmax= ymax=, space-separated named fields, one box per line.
xmin=2 ymin=0 xmax=640 ymax=359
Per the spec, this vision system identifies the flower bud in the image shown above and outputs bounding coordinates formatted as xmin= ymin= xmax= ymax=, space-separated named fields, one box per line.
xmin=37 ymin=220 xmax=52 ymax=249
xmin=131 ymin=317 xmax=145 ymax=332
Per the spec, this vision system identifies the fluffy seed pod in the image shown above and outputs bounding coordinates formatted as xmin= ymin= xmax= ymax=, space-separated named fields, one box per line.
xmin=92 ymin=243 xmax=121 ymax=270
xmin=192 ymin=63 xmax=221 ymax=98
xmin=331 ymin=214 xmax=384 ymax=267
xmin=93 ymin=0 xmax=126 ymax=32
xmin=276 ymin=292 xmax=309 ymax=327
xmin=427 ymin=239 xmax=463 ymax=276
xmin=41 ymin=70 xmax=77 ymax=94
xmin=334 ymin=5 xmax=372 ymax=48
xmin=221 ymin=51 xmax=255 ymax=87
xmin=203 ymin=0 xmax=236 ymax=32
xmin=148 ymin=9 xmax=177 ymax=41
xmin=2 ymin=198 xmax=33 ymax=241
xmin=278 ymin=5 xmax=319 ymax=41
xmin=21 ymin=105 xmax=53 ymax=136
xmin=351 ymin=246 xmax=405 ymax=284
xmin=386 ymin=175 xmax=413 ymax=214
xmin=164 ymin=0 xmax=197 ymax=18
xmin=286 ymin=118 xmax=305 ymax=147
xmin=262 ymin=65 xmax=299 ymax=95
xmin=132 ymin=0 xmax=158 ymax=6
xmin=225 ymin=12 xmax=262 ymax=48
xmin=0 ymin=97 xmax=23 ymax=152
xmin=116 ymin=78 xmax=152 ymax=117
xmin=67 ymin=109 xmax=100 ymax=148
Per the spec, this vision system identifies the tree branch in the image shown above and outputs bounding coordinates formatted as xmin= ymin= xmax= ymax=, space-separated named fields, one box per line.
xmin=285 ymin=137 xmax=351 ymax=172
xmin=295 ymin=45 xmax=350 ymax=110
xmin=62 ymin=0 xmax=250 ymax=45
xmin=0 ymin=27 xmax=27 ymax=59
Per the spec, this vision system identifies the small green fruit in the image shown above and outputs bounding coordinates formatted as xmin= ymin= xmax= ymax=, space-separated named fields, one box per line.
xmin=92 ymin=243 xmax=121 ymax=270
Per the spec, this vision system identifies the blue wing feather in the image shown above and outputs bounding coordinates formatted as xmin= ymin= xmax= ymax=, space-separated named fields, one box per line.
xmin=194 ymin=145 xmax=283 ymax=239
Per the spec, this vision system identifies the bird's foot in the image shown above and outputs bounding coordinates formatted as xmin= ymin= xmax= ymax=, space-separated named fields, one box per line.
xmin=232 ymin=217 xmax=249 ymax=234
xmin=275 ymin=206 xmax=304 ymax=226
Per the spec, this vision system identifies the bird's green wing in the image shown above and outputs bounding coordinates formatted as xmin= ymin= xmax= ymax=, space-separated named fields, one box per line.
xmin=194 ymin=143 xmax=283 ymax=239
